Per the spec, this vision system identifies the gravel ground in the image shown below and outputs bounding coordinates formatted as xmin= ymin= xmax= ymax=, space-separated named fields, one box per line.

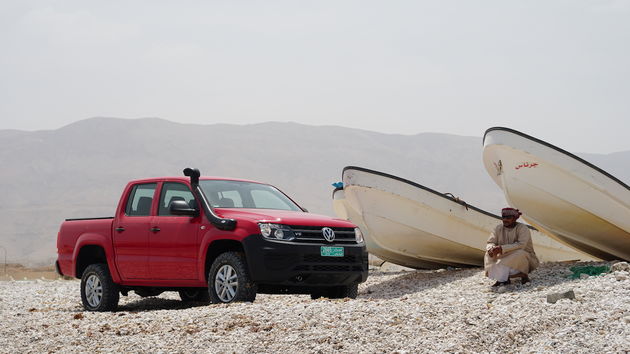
xmin=0 ymin=261 xmax=628 ymax=353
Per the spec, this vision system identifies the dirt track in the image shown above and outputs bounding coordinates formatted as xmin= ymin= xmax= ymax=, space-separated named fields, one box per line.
xmin=0 ymin=264 xmax=61 ymax=281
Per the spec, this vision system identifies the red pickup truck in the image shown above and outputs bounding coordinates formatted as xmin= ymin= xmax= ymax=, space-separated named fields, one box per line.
xmin=57 ymin=168 xmax=367 ymax=311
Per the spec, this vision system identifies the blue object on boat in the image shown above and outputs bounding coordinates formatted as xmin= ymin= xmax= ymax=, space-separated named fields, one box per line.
xmin=332 ymin=182 xmax=344 ymax=189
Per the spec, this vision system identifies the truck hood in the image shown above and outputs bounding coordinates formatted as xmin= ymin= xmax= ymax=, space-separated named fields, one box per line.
xmin=214 ymin=208 xmax=356 ymax=228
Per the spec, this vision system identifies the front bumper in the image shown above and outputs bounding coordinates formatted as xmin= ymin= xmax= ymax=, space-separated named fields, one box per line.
xmin=242 ymin=234 xmax=368 ymax=287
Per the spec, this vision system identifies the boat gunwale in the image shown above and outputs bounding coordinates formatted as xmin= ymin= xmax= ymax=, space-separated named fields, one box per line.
xmin=340 ymin=166 xmax=594 ymax=262
xmin=483 ymin=127 xmax=630 ymax=191
xmin=341 ymin=165 xmax=514 ymax=224
xmin=331 ymin=186 xmax=344 ymax=198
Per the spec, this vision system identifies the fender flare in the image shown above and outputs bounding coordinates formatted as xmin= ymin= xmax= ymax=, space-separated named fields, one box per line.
xmin=73 ymin=233 xmax=122 ymax=283
xmin=197 ymin=228 xmax=251 ymax=281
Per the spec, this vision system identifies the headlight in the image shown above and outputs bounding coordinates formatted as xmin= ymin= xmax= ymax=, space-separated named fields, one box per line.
xmin=258 ymin=223 xmax=296 ymax=241
xmin=260 ymin=223 xmax=272 ymax=237
xmin=354 ymin=227 xmax=364 ymax=243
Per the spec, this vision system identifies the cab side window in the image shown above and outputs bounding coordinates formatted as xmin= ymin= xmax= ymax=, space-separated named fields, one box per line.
xmin=158 ymin=182 xmax=197 ymax=216
xmin=125 ymin=183 xmax=157 ymax=216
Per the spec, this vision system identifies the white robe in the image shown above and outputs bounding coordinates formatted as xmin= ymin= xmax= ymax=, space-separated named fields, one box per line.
xmin=484 ymin=222 xmax=540 ymax=275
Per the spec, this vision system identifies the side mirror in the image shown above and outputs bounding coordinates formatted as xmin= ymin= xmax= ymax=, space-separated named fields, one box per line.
xmin=169 ymin=200 xmax=199 ymax=216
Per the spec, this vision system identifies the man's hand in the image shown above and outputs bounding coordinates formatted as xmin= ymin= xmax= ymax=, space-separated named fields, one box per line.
xmin=488 ymin=246 xmax=503 ymax=257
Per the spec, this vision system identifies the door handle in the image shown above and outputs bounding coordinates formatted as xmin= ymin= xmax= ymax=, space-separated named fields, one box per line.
xmin=150 ymin=227 xmax=161 ymax=233
xmin=115 ymin=227 xmax=125 ymax=232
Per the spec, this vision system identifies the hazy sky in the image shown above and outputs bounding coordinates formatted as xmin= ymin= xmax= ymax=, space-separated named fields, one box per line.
xmin=1 ymin=1 xmax=629 ymax=153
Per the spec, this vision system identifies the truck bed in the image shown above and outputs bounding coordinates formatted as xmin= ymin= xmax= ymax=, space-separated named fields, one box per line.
xmin=64 ymin=217 xmax=114 ymax=221
xmin=57 ymin=217 xmax=115 ymax=277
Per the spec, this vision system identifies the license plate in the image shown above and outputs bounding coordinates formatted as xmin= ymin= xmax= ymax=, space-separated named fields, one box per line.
xmin=320 ymin=246 xmax=344 ymax=257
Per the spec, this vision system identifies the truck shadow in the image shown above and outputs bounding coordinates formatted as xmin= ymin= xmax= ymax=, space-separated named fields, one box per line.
xmin=117 ymin=297 xmax=208 ymax=312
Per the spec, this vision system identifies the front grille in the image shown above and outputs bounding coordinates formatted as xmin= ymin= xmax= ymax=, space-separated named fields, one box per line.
xmin=313 ymin=265 xmax=352 ymax=272
xmin=303 ymin=255 xmax=357 ymax=263
xmin=292 ymin=264 xmax=357 ymax=272
xmin=292 ymin=225 xmax=356 ymax=244
xmin=264 ymin=253 xmax=300 ymax=270
xmin=291 ymin=254 xmax=365 ymax=273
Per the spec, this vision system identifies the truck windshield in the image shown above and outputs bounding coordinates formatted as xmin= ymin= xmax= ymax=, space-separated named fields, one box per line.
xmin=199 ymin=180 xmax=302 ymax=211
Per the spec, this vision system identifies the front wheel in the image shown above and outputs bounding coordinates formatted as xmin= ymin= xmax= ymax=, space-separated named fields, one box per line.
xmin=329 ymin=283 xmax=359 ymax=299
xmin=208 ymin=252 xmax=257 ymax=303
xmin=80 ymin=263 xmax=120 ymax=311
xmin=311 ymin=283 xmax=359 ymax=300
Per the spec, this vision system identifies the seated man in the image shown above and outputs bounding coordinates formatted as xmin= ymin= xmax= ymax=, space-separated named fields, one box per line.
xmin=485 ymin=208 xmax=540 ymax=286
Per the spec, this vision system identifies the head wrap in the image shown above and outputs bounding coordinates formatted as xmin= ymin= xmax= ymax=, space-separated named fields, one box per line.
xmin=501 ymin=207 xmax=522 ymax=218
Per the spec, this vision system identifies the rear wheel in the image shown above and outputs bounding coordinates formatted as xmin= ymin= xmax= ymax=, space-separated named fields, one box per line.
xmin=208 ymin=252 xmax=257 ymax=303
xmin=80 ymin=263 xmax=119 ymax=312
xmin=179 ymin=288 xmax=210 ymax=303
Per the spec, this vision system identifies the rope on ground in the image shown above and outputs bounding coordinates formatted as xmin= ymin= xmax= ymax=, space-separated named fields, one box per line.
xmin=569 ymin=265 xmax=610 ymax=279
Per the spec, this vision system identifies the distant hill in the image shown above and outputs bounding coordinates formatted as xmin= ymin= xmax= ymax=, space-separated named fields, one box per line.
xmin=1 ymin=117 xmax=627 ymax=265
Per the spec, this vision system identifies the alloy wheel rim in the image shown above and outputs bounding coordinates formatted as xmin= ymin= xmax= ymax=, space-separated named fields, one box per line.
xmin=214 ymin=265 xmax=238 ymax=302
xmin=85 ymin=274 xmax=103 ymax=307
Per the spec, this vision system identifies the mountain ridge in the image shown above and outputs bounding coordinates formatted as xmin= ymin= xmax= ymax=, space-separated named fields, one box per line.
xmin=1 ymin=117 xmax=627 ymax=266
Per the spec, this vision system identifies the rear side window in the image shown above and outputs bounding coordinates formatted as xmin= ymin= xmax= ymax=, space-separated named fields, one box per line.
xmin=125 ymin=183 xmax=157 ymax=216
xmin=158 ymin=182 xmax=197 ymax=216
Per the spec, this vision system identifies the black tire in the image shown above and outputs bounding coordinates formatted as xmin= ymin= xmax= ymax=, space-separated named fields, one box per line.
xmin=80 ymin=263 xmax=120 ymax=312
xmin=334 ymin=283 xmax=359 ymax=299
xmin=208 ymin=252 xmax=257 ymax=304
xmin=310 ymin=290 xmax=323 ymax=300
xmin=178 ymin=288 xmax=211 ymax=303
xmin=312 ymin=283 xmax=359 ymax=300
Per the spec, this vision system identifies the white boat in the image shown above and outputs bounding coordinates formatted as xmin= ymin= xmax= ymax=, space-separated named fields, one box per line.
xmin=334 ymin=166 xmax=594 ymax=269
xmin=483 ymin=127 xmax=630 ymax=261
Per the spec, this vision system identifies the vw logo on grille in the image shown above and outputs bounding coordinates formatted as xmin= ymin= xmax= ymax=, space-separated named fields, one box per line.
xmin=322 ymin=227 xmax=335 ymax=242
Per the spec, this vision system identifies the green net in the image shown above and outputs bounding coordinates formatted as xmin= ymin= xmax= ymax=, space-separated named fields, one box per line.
xmin=569 ymin=265 xmax=610 ymax=279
